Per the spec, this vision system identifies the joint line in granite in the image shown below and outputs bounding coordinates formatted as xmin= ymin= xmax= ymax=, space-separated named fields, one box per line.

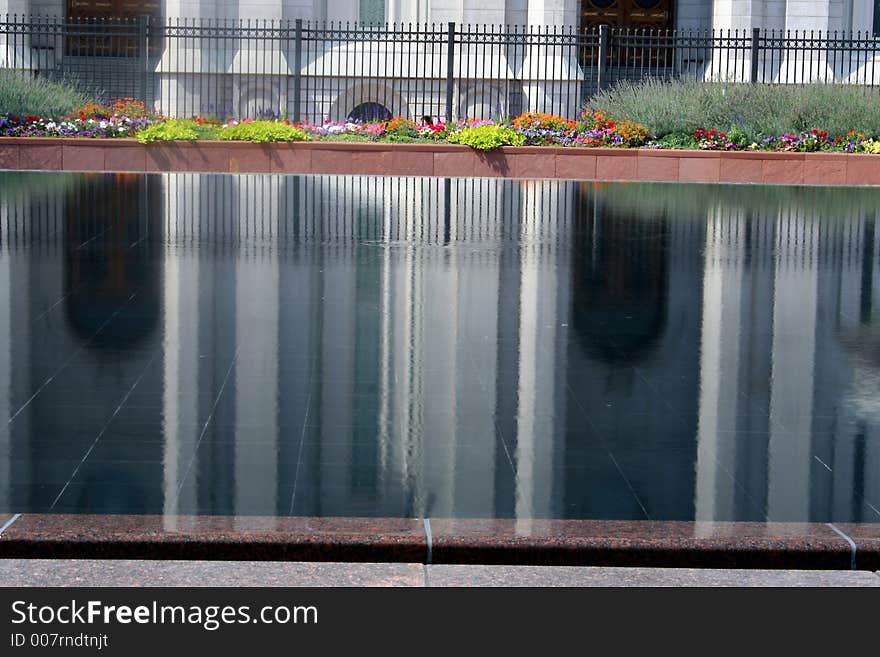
xmin=827 ymin=523 xmax=857 ymax=570
xmin=0 ymin=513 xmax=22 ymax=537
xmin=423 ymin=518 xmax=433 ymax=565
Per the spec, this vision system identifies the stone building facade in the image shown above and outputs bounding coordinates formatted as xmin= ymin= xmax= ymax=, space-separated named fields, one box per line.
xmin=2 ymin=1 xmax=879 ymax=120
xmin=4 ymin=1 xmax=875 ymax=35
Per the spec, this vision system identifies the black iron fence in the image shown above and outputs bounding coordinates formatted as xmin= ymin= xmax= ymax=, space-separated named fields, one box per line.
xmin=2 ymin=15 xmax=880 ymax=121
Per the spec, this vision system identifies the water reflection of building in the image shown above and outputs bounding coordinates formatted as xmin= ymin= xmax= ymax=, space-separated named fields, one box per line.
xmin=0 ymin=173 xmax=163 ymax=513
xmin=0 ymin=172 xmax=878 ymax=522
xmin=694 ymin=198 xmax=880 ymax=522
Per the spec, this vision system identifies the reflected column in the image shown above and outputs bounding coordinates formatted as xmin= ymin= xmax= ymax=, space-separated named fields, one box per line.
xmin=162 ymin=173 xmax=202 ymax=525
xmin=233 ymin=175 xmax=279 ymax=519
xmin=767 ymin=208 xmax=819 ymax=521
xmin=514 ymin=181 xmax=563 ymax=526
xmin=695 ymin=207 xmax=745 ymax=522
xmin=0 ymin=211 xmax=9 ymax=511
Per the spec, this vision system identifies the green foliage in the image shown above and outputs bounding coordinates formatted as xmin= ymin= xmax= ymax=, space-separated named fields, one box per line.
xmin=861 ymin=139 xmax=880 ymax=154
xmin=377 ymin=134 xmax=433 ymax=144
xmin=657 ymin=133 xmax=699 ymax=149
xmin=446 ymin=125 xmax=526 ymax=151
xmin=590 ymin=79 xmax=880 ymax=141
xmin=320 ymin=132 xmax=373 ymax=143
xmin=136 ymin=119 xmax=202 ymax=144
xmin=219 ymin=120 xmax=311 ymax=143
xmin=726 ymin=125 xmax=748 ymax=147
xmin=0 ymin=71 xmax=91 ymax=116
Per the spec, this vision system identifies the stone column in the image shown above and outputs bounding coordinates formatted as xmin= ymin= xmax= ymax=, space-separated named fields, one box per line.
xmin=1 ymin=0 xmax=33 ymax=69
xmin=521 ymin=0 xmax=581 ymax=118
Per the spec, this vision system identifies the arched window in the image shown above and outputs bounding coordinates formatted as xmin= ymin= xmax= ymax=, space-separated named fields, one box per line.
xmin=348 ymin=102 xmax=392 ymax=123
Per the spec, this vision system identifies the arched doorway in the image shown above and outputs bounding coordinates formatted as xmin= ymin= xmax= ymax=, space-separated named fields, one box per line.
xmin=348 ymin=102 xmax=393 ymax=123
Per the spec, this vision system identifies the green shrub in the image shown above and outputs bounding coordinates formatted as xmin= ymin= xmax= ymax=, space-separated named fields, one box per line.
xmin=861 ymin=139 xmax=880 ymax=154
xmin=657 ymin=133 xmax=699 ymax=149
xmin=447 ymin=125 xmax=526 ymax=151
xmin=219 ymin=120 xmax=311 ymax=143
xmin=377 ymin=134 xmax=432 ymax=144
xmin=590 ymin=79 xmax=880 ymax=141
xmin=136 ymin=119 xmax=203 ymax=144
xmin=0 ymin=71 xmax=91 ymax=116
xmin=320 ymin=132 xmax=372 ymax=143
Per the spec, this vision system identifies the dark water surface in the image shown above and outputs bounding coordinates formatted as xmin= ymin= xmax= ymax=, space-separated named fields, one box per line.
xmin=0 ymin=172 xmax=878 ymax=522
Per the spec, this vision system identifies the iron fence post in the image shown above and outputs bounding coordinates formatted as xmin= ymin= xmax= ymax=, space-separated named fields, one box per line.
xmin=140 ymin=15 xmax=149 ymax=104
xmin=597 ymin=24 xmax=608 ymax=93
xmin=445 ymin=21 xmax=455 ymax=123
xmin=750 ymin=27 xmax=760 ymax=83
xmin=293 ymin=18 xmax=303 ymax=123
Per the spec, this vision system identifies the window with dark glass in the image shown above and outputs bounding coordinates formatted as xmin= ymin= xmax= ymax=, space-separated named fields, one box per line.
xmin=65 ymin=0 xmax=162 ymax=56
xmin=874 ymin=0 xmax=880 ymax=37
xmin=359 ymin=0 xmax=385 ymax=24
xmin=579 ymin=0 xmax=674 ymax=68
xmin=579 ymin=0 xmax=673 ymax=31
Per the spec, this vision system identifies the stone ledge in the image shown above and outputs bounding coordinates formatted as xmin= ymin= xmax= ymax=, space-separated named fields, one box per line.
xmin=0 ymin=514 xmax=875 ymax=570
xmin=1 ymin=138 xmax=879 ymax=185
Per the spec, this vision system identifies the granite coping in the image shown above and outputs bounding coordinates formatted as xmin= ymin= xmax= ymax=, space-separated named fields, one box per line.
xmin=1 ymin=560 xmax=877 ymax=587
xmin=0 ymin=559 xmax=424 ymax=587
xmin=425 ymin=564 xmax=880 ymax=587
xmin=1 ymin=514 xmax=877 ymax=571
xmin=0 ymin=515 xmax=426 ymax=563
xmin=2 ymin=138 xmax=879 ymax=186
xmin=427 ymin=519 xmax=856 ymax=570
xmin=834 ymin=524 xmax=880 ymax=571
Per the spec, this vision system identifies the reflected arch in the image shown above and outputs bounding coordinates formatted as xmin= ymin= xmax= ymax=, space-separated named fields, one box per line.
xmin=64 ymin=174 xmax=161 ymax=350
xmin=570 ymin=183 xmax=669 ymax=363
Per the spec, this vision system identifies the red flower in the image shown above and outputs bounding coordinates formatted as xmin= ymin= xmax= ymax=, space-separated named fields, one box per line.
xmin=719 ymin=133 xmax=726 ymax=139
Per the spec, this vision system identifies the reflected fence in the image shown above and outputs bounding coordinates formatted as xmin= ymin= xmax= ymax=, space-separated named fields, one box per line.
xmin=2 ymin=15 xmax=880 ymax=121
xmin=2 ymin=174 xmax=878 ymax=274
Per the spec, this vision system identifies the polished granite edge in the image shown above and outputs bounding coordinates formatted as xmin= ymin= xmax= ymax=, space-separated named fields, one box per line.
xmin=834 ymin=524 xmax=880 ymax=571
xmin=0 ymin=514 xmax=17 ymax=534
xmin=3 ymin=139 xmax=880 ymax=186
xmin=427 ymin=519 xmax=856 ymax=570
xmin=1 ymin=514 xmax=876 ymax=570
xmin=0 ymin=515 xmax=427 ymax=563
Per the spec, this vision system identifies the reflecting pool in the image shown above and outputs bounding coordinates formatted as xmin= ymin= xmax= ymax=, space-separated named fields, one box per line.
xmin=0 ymin=172 xmax=878 ymax=522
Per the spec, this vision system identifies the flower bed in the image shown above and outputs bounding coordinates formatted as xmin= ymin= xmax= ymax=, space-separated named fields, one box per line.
xmin=2 ymin=100 xmax=880 ymax=156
